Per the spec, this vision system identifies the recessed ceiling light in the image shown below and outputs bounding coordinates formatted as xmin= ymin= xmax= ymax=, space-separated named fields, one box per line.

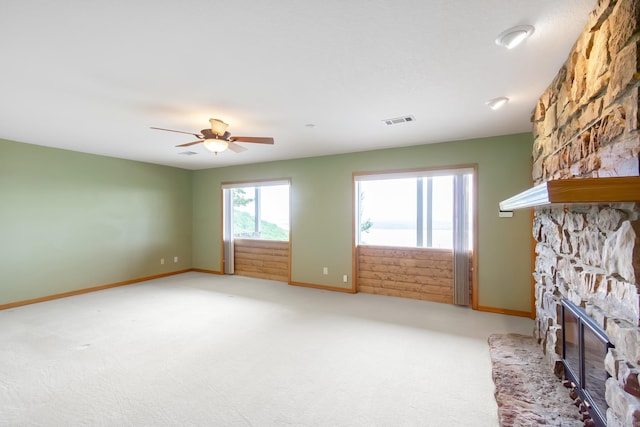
xmin=495 ymin=25 xmax=535 ymax=49
xmin=486 ymin=97 xmax=509 ymax=110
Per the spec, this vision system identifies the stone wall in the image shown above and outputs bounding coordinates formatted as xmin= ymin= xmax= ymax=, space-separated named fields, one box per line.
xmin=532 ymin=0 xmax=640 ymax=184
xmin=531 ymin=0 xmax=640 ymax=425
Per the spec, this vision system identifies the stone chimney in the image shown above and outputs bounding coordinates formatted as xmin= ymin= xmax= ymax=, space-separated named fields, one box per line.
xmin=530 ymin=0 xmax=640 ymax=425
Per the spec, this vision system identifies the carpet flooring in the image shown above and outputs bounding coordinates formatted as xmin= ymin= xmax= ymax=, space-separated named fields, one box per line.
xmin=1 ymin=272 xmax=533 ymax=426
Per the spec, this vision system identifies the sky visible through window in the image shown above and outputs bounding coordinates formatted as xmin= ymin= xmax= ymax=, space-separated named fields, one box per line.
xmin=259 ymin=185 xmax=290 ymax=230
xmin=358 ymin=175 xmax=466 ymax=248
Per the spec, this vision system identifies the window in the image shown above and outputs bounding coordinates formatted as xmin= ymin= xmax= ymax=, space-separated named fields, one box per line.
xmin=222 ymin=180 xmax=290 ymax=275
xmin=229 ymin=183 xmax=289 ymax=241
xmin=355 ymin=168 xmax=473 ymax=249
xmin=222 ymin=181 xmax=290 ymax=242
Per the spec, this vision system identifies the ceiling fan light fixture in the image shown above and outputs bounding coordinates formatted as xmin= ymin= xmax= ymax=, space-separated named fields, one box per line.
xmin=209 ymin=118 xmax=229 ymax=137
xmin=203 ymin=138 xmax=229 ymax=154
xmin=151 ymin=119 xmax=274 ymax=154
xmin=495 ymin=25 xmax=535 ymax=49
xmin=486 ymin=96 xmax=509 ymax=110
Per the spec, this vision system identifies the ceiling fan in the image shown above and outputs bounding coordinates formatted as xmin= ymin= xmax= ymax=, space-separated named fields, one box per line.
xmin=151 ymin=118 xmax=274 ymax=154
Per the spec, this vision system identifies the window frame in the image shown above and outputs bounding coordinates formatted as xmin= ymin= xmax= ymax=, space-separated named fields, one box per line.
xmin=352 ymin=164 xmax=479 ymax=309
xmin=221 ymin=179 xmax=291 ymax=275
xmin=222 ymin=179 xmax=291 ymax=242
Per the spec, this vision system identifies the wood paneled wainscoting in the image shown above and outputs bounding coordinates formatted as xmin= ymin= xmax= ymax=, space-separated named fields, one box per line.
xmin=357 ymin=246 xmax=472 ymax=305
xmin=233 ymin=239 xmax=290 ymax=282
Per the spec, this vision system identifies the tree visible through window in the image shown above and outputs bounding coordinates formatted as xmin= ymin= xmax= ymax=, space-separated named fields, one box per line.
xmin=232 ymin=184 xmax=289 ymax=241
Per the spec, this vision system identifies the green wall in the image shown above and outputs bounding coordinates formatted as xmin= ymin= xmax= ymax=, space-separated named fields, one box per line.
xmin=192 ymin=133 xmax=534 ymax=312
xmin=1 ymin=133 xmax=533 ymax=312
xmin=0 ymin=139 xmax=193 ymax=305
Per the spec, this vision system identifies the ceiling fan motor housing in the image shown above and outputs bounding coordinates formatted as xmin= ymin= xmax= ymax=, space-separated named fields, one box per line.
xmin=201 ymin=129 xmax=231 ymax=141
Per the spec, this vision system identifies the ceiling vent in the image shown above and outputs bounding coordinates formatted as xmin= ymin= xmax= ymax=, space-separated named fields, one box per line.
xmin=383 ymin=115 xmax=415 ymax=126
xmin=178 ymin=151 xmax=198 ymax=156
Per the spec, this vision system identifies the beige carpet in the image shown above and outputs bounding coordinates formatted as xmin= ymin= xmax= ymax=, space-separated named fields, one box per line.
xmin=1 ymin=272 xmax=533 ymax=426
xmin=488 ymin=333 xmax=583 ymax=426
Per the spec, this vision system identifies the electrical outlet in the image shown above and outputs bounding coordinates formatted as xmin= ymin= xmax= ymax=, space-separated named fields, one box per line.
xmin=343 ymin=275 xmax=348 ymax=283
xmin=160 ymin=258 xmax=165 ymax=265
xmin=323 ymin=267 xmax=328 ymax=275
xmin=174 ymin=256 xmax=178 ymax=263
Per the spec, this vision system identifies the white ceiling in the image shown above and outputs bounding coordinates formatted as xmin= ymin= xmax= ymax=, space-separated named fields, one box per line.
xmin=1 ymin=0 xmax=595 ymax=170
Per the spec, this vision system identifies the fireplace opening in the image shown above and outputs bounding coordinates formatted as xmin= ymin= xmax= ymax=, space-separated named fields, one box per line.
xmin=561 ymin=299 xmax=613 ymax=427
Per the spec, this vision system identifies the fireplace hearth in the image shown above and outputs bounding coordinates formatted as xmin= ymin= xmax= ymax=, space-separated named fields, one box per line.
xmin=562 ymin=299 xmax=613 ymax=427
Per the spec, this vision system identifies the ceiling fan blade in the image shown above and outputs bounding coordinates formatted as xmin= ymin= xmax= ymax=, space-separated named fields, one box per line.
xmin=176 ymin=139 xmax=204 ymax=147
xmin=150 ymin=127 xmax=202 ymax=139
xmin=227 ymin=141 xmax=248 ymax=153
xmin=229 ymin=136 xmax=274 ymax=144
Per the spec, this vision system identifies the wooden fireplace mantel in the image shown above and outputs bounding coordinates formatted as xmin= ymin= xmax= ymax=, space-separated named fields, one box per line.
xmin=499 ymin=176 xmax=640 ymax=211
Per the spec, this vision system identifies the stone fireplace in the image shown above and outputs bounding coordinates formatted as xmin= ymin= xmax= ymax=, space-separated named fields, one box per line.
xmin=500 ymin=185 xmax=640 ymax=425
xmin=502 ymin=0 xmax=640 ymax=425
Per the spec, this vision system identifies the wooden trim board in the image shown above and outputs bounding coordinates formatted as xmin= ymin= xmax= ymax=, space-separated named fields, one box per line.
xmin=477 ymin=305 xmax=532 ymax=318
xmin=289 ymin=281 xmax=356 ymax=294
xmin=0 ymin=269 xmax=192 ymax=310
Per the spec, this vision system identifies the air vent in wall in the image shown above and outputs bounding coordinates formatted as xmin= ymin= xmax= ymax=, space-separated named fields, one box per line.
xmin=383 ymin=115 xmax=415 ymax=125
xmin=178 ymin=151 xmax=198 ymax=156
